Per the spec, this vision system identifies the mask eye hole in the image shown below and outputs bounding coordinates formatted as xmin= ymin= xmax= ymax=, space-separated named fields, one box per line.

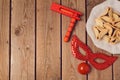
xmin=78 ymin=47 xmax=86 ymax=56
xmin=94 ymin=58 xmax=105 ymax=63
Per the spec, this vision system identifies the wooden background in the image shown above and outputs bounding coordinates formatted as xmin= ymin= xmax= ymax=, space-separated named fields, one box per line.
xmin=0 ymin=0 xmax=120 ymax=80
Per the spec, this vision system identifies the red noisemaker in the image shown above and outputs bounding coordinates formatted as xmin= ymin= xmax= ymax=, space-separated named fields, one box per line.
xmin=71 ymin=35 xmax=117 ymax=74
xmin=51 ymin=3 xmax=82 ymax=42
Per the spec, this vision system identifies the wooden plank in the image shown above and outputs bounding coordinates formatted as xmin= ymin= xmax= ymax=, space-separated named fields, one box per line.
xmin=113 ymin=55 xmax=120 ymax=80
xmin=86 ymin=0 xmax=113 ymax=80
xmin=36 ymin=0 xmax=60 ymax=80
xmin=11 ymin=0 xmax=35 ymax=80
xmin=0 ymin=0 xmax=9 ymax=80
xmin=62 ymin=0 xmax=86 ymax=80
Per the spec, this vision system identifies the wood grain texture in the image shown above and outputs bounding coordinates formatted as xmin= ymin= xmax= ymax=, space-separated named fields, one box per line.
xmin=113 ymin=55 xmax=120 ymax=80
xmin=0 ymin=0 xmax=9 ymax=80
xmin=11 ymin=0 xmax=35 ymax=80
xmin=62 ymin=0 xmax=86 ymax=80
xmin=36 ymin=0 xmax=60 ymax=80
xmin=87 ymin=0 xmax=113 ymax=80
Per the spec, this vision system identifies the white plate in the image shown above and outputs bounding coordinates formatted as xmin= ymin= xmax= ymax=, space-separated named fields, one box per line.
xmin=86 ymin=0 xmax=120 ymax=54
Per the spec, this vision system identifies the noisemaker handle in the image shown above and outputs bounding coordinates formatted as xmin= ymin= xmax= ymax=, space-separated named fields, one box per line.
xmin=64 ymin=18 xmax=76 ymax=42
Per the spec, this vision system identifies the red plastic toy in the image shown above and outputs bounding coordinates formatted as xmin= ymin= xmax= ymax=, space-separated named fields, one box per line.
xmin=78 ymin=62 xmax=91 ymax=75
xmin=71 ymin=35 xmax=117 ymax=70
xmin=51 ymin=3 xmax=82 ymax=42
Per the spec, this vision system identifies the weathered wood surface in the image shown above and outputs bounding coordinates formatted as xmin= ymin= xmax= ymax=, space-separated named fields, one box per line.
xmin=0 ymin=0 xmax=119 ymax=80
xmin=11 ymin=0 xmax=35 ymax=80
xmin=37 ymin=0 xmax=60 ymax=80
xmin=0 ymin=0 xmax=9 ymax=80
